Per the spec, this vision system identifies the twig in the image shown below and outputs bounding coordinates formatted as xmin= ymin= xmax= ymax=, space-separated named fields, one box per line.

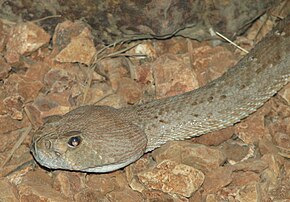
xmin=0 ymin=125 xmax=32 ymax=168
xmin=82 ymin=41 xmax=146 ymax=104
xmin=31 ymin=15 xmax=62 ymax=23
xmin=215 ymin=31 xmax=249 ymax=54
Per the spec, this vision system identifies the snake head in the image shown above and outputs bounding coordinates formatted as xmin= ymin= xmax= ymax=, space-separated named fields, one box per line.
xmin=31 ymin=105 xmax=147 ymax=173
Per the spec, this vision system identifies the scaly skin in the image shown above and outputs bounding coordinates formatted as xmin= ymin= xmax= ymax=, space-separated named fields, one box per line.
xmin=31 ymin=16 xmax=290 ymax=173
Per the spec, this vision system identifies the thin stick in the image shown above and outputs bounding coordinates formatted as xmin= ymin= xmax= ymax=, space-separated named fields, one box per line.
xmin=215 ymin=31 xmax=249 ymax=54
xmin=0 ymin=125 xmax=32 ymax=168
xmin=31 ymin=15 xmax=62 ymax=23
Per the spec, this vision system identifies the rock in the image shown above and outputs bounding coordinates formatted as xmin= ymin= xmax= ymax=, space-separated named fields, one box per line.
xmin=81 ymin=82 xmax=114 ymax=105
xmin=190 ymin=45 xmax=237 ymax=87
xmin=230 ymin=160 xmax=268 ymax=173
xmin=52 ymin=21 xmax=87 ymax=52
xmin=261 ymin=154 xmax=284 ymax=182
xmin=117 ymin=77 xmax=143 ymax=104
xmin=0 ymin=178 xmax=19 ymax=201
xmin=131 ymin=62 xmax=153 ymax=86
xmin=235 ymin=182 xmax=261 ymax=202
xmin=137 ymin=160 xmax=205 ymax=197
xmin=74 ymin=189 xmax=109 ymax=202
xmin=86 ymin=171 xmax=128 ymax=194
xmin=0 ymin=20 xmax=8 ymax=52
xmin=152 ymin=141 xmax=226 ymax=173
xmin=16 ymin=169 xmax=70 ymax=201
xmin=152 ymin=53 xmax=199 ymax=98
xmin=272 ymin=132 xmax=290 ymax=149
xmin=279 ymin=83 xmax=290 ymax=105
xmin=13 ymin=75 xmax=44 ymax=102
xmin=24 ymin=61 xmax=51 ymax=82
xmin=0 ymin=57 xmax=11 ymax=80
xmin=130 ymin=41 xmax=157 ymax=59
xmin=258 ymin=138 xmax=279 ymax=156
xmin=5 ymin=22 xmax=50 ymax=64
xmin=106 ymin=187 xmax=144 ymax=202
xmin=142 ymin=189 xmax=184 ymax=202
xmin=192 ymin=126 xmax=234 ymax=146
xmin=203 ymin=167 xmax=233 ymax=194
xmin=96 ymin=94 xmax=127 ymax=109
xmin=0 ymin=113 xmax=29 ymax=134
xmin=55 ymin=27 xmax=97 ymax=65
xmin=219 ymin=139 xmax=250 ymax=162
xmin=53 ymin=171 xmax=84 ymax=199
xmin=234 ymin=102 xmax=270 ymax=144
xmin=126 ymin=154 xmax=155 ymax=193
xmin=231 ymin=171 xmax=260 ymax=187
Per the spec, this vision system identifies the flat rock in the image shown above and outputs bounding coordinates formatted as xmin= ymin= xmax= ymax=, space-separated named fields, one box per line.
xmin=152 ymin=141 xmax=226 ymax=173
xmin=0 ymin=178 xmax=19 ymax=201
xmin=5 ymin=22 xmax=50 ymax=64
xmin=137 ymin=160 xmax=205 ymax=197
xmin=55 ymin=27 xmax=97 ymax=65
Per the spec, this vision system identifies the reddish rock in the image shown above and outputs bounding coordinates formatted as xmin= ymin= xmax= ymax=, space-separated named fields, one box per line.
xmin=138 ymin=160 xmax=205 ymax=197
xmin=152 ymin=142 xmax=226 ymax=173
xmin=230 ymin=160 xmax=268 ymax=173
xmin=259 ymin=137 xmax=279 ymax=156
xmin=106 ymin=187 xmax=144 ymax=202
xmin=234 ymin=102 xmax=270 ymax=144
xmin=117 ymin=77 xmax=143 ymax=104
xmin=2 ymin=95 xmax=24 ymax=120
xmin=86 ymin=171 xmax=128 ymax=194
xmin=190 ymin=45 xmax=237 ymax=87
xmin=24 ymin=61 xmax=51 ymax=82
xmin=96 ymin=94 xmax=127 ymax=109
xmin=74 ymin=189 xmax=108 ymax=202
xmin=43 ymin=68 xmax=72 ymax=93
xmin=231 ymin=171 xmax=260 ymax=187
xmin=142 ymin=189 xmax=182 ymax=202
xmin=152 ymin=53 xmax=199 ymax=98
xmin=55 ymin=27 xmax=97 ymax=65
xmin=203 ymin=166 xmax=233 ymax=194
xmin=126 ymin=154 xmax=155 ymax=193
xmin=0 ymin=57 xmax=11 ymax=80
xmin=53 ymin=171 xmax=84 ymax=199
xmin=192 ymin=126 xmax=234 ymax=146
xmin=154 ymin=37 xmax=190 ymax=55
xmin=80 ymin=82 xmax=114 ymax=105
xmin=272 ymin=132 xmax=290 ymax=150
xmin=130 ymin=41 xmax=157 ymax=59
xmin=52 ymin=21 xmax=88 ymax=53
xmin=17 ymin=169 xmax=70 ymax=201
xmin=0 ymin=178 xmax=19 ymax=201
xmin=0 ymin=114 xmax=29 ymax=134
xmin=0 ymin=20 xmax=8 ymax=52
xmin=16 ymin=76 xmax=44 ymax=102
xmin=5 ymin=22 xmax=50 ymax=64
xmin=98 ymin=57 xmax=129 ymax=90
xmin=235 ymin=182 xmax=261 ymax=202
xmin=279 ymin=83 xmax=290 ymax=104
xmin=132 ymin=62 xmax=153 ymax=85
xmin=219 ymin=140 xmax=250 ymax=162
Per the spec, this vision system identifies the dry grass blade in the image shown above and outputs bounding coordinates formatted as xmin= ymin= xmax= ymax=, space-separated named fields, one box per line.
xmin=0 ymin=124 xmax=32 ymax=169
xmin=215 ymin=31 xmax=249 ymax=54
xmin=82 ymin=40 xmax=147 ymax=104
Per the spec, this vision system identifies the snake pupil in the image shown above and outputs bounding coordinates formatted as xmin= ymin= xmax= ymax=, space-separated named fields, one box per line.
xmin=68 ymin=136 xmax=82 ymax=148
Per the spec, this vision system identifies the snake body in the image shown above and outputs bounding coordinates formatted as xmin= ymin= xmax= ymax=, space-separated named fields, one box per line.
xmin=31 ymin=17 xmax=290 ymax=173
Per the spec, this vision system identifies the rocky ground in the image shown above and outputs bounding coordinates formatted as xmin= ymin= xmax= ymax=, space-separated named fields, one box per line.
xmin=0 ymin=9 xmax=290 ymax=202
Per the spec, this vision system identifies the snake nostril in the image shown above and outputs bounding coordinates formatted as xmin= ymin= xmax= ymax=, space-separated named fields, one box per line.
xmin=44 ymin=140 xmax=52 ymax=149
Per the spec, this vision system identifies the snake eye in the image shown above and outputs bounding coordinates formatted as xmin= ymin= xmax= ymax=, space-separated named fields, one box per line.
xmin=68 ymin=136 xmax=82 ymax=148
